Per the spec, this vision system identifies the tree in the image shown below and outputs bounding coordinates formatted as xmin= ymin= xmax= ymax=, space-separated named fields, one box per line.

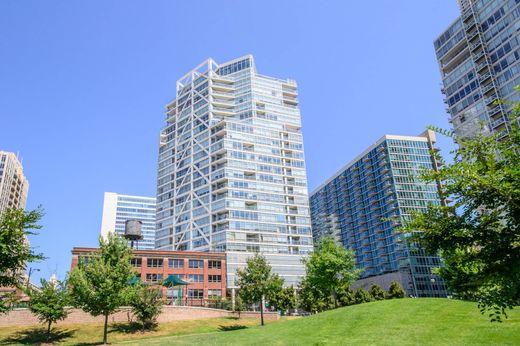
xmin=236 ymin=254 xmax=283 ymax=326
xmin=68 ymin=233 xmax=134 ymax=344
xmin=129 ymin=284 xmax=164 ymax=331
xmin=299 ymin=237 xmax=361 ymax=310
xmin=338 ymin=286 xmax=356 ymax=306
xmin=354 ymin=288 xmax=373 ymax=304
xmin=233 ymin=294 xmax=245 ymax=318
xmin=270 ymin=286 xmax=296 ymax=315
xmin=369 ymin=284 xmax=386 ymax=301
xmin=387 ymin=281 xmax=405 ymax=299
xmin=27 ymin=278 xmax=69 ymax=339
xmin=401 ymin=104 xmax=520 ymax=321
xmin=0 ymin=208 xmax=45 ymax=312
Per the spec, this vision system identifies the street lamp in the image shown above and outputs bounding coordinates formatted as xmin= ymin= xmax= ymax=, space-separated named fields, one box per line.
xmin=26 ymin=268 xmax=40 ymax=289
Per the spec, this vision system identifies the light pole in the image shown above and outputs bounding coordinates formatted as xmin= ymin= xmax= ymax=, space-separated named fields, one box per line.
xmin=26 ymin=268 xmax=40 ymax=289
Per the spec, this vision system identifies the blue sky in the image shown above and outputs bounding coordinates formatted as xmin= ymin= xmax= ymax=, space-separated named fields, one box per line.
xmin=0 ymin=1 xmax=459 ymax=282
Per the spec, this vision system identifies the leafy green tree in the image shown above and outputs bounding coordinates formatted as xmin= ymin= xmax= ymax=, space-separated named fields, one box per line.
xmin=0 ymin=208 xmax=45 ymax=312
xmin=300 ymin=237 xmax=361 ymax=310
xmin=354 ymin=288 xmax=373 ymax=304
xmin=369 ymin=284 xmax=386 ymax=301
xmin=236 ymin=254 xmax=284 ymax=325
xmin=68 ymin=233 xmax=134 ymax=344
xmin=270 ymin=286 xmax=296 ymax=315
xmin=129 ymin=284 xmax=164 ymax=331
xmin=387 ymin=281 xmax=405 ymax=299
xmin=233 ymin=294 xmax=245 ymax=318
xmin=27 ymin=278 xmax=69 ymax=339
xmin=401 ymin=106 xmax=520 ymax=321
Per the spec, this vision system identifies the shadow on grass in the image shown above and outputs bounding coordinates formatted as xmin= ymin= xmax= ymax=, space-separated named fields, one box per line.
xmin=0 ymin=327 xmax=76 ymax=345
xmin=110 ymin=321 xmax=158 ymax=334
xmin=218 ymin=324 xmax=248 ymax=332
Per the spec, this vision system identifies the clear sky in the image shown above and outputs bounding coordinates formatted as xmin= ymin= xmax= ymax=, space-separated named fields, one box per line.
xmin=0 ymin=0 xmax=460 ymax=283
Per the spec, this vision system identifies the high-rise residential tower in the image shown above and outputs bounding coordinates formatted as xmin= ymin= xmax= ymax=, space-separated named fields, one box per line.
xmin=435 ymin=0 xmax=520 ymax=139
xmin=0 ymin=151 xmax=28 ymax=215
xmin=310 ymin=131 xmax=448 ymax=297
xmin=100 ymin=192 xmax=157 ymax=250
xmin=155 ymin=55 xmax=313 ymax=287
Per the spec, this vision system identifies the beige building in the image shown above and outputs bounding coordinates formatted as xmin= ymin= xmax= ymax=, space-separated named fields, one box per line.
xmin=0 ymin=151 xmax=28 ymax=215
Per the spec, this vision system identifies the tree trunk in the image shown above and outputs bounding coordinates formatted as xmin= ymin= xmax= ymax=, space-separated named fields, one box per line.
xmin=103 ymin=313 xmax=109 ymax=344
xmin=47 ymin=320 xmax=52 ymax=340
xmin=260 ymin=295 xmax=265 ymax=326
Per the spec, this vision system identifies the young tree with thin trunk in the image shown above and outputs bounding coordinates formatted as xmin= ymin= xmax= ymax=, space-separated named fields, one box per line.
xmin=68 ymin=233 xmax=133 ymax=344
xmin=27 ymin=278 xmax=69 ymax=340
xmin=236 ymin=254 xmax=283 ymax=326
xmin=129 ymin=284 xmax=164 ymax=331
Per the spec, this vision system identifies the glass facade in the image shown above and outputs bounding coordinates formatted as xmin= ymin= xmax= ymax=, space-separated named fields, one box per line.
xmin=435 ymin=0 xmax=520 ymax=139
xmin=155 ymin=55 xmax=313 ymax=287
xmin=310 ymin=132 xmax=448 ymax=297
xmin=100 ymin=192 xmax=157 ymax=250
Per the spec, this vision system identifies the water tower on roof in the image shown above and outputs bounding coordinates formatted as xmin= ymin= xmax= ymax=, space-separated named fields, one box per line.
xmin=124 ymin=220 xmax=143 ymax=249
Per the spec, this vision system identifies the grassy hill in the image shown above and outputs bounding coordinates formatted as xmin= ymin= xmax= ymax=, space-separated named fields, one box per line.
xmin=117 ymin=299 xmax=520 ymax=346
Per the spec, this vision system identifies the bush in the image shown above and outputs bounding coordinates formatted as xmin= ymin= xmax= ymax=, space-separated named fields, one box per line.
xmin=338 ymin=286 xmax=356 ymax=306
xmin=387 ymin=281 xmax=405 ymax=299
xmin=354 ymin=288 xmax=373 ymax=304
xmin=129 ymin=285 xmax=164 ymax=331
xmin=369 ymin=284 xmax=386 ymax=301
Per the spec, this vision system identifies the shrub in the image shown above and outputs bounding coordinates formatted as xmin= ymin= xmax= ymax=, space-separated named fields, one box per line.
xmin=369 ymin=284 xmax=386 ymax=301
xmin=387 ymin=281 xmax=405 ymax=299
xmin=129 ymin=285 xmax=164 ymax=331
xmin=354 ymin=288 xmax=373 ymax=304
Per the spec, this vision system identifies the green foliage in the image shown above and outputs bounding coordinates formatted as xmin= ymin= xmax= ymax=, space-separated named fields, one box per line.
xmin=27 ymin=278 xmax=69 ymax=338
xmin=402 ymin=107 xmax=520 ymax=322
xmin=0 ymin=208 xmax=44 ymax=289
xmin=236 ymin=254 xmax=284 ymax=325
xmin=270 ymin=286 xmax=296 ymax=314
xmin=369 ymin=284 xmax=386 ymax=301
xmin=337 ymin=286 xmax=356 ymax=306
xmin=129 ymin=284 xmax=164 ymax=331
xmin=68 ymin=233 xmax=134 ymax=343
xmin=354 ymin=288 xmax=373 ymax=304
xmin=387 ymin=281 xmax=405 ymax=299
xmin=299 ymin=237 xmax=361 ymax=311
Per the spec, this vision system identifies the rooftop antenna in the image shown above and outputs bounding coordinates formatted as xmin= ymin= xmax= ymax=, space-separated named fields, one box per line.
xmin=124 ymin=220 xmax=143 ymax=250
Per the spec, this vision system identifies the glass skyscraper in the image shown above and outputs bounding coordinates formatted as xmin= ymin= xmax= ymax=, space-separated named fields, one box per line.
xmin=155 ymin=55 xmax=313 ymax=287
xmin=310 ymin=131 xmax=448 ymax=297
xmin=100 ymin=192 xmax=157 ymax=250
xmin=435 ymin=0 xmax=520 ymax=139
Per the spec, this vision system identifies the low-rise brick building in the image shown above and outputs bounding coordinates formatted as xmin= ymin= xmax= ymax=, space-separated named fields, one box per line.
xmin=71 ymin=248 xmax=227 ymax=306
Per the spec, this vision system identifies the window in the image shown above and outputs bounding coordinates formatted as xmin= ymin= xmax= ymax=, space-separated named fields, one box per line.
xmin=208 ymin=275 xmax=221 ymax=283
xmin=188 ymin=274 xmax=204 ymax=283
xmin=130 ymin=258 xmax=142 ymax=267
xmin=147 ymin=258 xmax=163 ymax=268
xmin=208 ymin=260 xmax=221 ymax=269
xmin=188 ymin=289 xmax=204 ymax=299
xmin=146 ymin=273 xmax=163 ymax=283
xmin=188 ymin=259 xmax=203 ymax=268
xmin=168 ymin=259 xmax=184 ymax=268
xmin=208 ymin=289 xmax=222 ymax=298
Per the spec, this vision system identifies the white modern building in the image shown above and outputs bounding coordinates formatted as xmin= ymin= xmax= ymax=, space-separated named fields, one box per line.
xmin=155 ymin=55 xmax=313 ymax=286
xmin=0 ymin=151 xmax=28 ymax=215
xmin=100 ymin=192 xmax=156 ymax=250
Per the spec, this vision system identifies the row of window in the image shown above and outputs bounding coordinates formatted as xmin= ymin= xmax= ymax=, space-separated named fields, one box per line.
xmin=130 ymin=258 xmax=222 ymax=269
xmin=145 ymin=274 xmax=222 ymax=283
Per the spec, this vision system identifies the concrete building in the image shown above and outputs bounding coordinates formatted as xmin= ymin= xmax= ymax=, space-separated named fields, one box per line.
xmin=100 ymin=192 xmax=156 ymax=250
xmin=71 ymin=247 xmax=227 ymax=305
xmin=310 ymin=131 xmax=448 ymax=297
xmin=435 ymin=0 xmax=520 ymax=139
xmin=0 ymin=151 xmax=28 ymax=215
xmin=155 ymin=55 xmax=313 ymax=287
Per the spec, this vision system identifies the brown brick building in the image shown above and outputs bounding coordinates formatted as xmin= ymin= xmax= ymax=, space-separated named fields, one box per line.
xmin=71 ymin=248 xmax=227 ymax=305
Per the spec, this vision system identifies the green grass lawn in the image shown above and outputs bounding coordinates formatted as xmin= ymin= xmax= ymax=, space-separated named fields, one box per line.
xmin=118 ymin=299 xmax=520 ymax=346
xmin=0 ymin=299 xmax=518 ymax=345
